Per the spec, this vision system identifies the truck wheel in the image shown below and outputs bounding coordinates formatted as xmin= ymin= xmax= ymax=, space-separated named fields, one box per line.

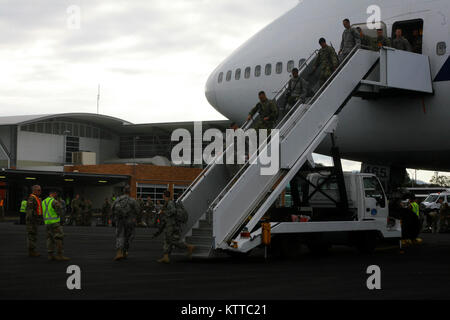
xmin=355 ymin=231 xmax=377 ymax=254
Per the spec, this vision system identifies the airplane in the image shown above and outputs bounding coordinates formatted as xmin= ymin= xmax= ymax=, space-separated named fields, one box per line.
xmin=204 ymin=0 xmax=450 ymax=182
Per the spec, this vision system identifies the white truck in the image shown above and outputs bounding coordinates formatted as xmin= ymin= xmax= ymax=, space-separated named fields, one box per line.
xmin=228 ymin=171 xmax=402 ymax=257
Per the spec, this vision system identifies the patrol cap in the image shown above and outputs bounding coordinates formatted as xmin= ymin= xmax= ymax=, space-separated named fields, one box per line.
xmin=292 ymin=68 xmax=299 ymax=73
xmin=319 ymin=37 xmax=326 ymax=44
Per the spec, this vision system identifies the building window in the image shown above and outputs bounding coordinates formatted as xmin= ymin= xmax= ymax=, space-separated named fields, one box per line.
xmin=137 ymin=184 xmax=168 ymax=203
xmin=79 ymin=125 xmax=86 ymax=138
xmin=255 ymin=65 xmax=261 ymax=77
xmin=226 ymin=71 xmax=232 ymax=81
xmin=244 ymin=67 xmax=251 ymax=79
xmin=265 ymin=63 xmax=272 ymax=76
xmin=299 ymin=58 xmax=306 ymax=67
xmin=65 ymin=136 xmax=79 ymax=164
xmin=276 ymin=62 xmax=283 ymax=74
xmin=235 ymin=68 xmax=241 ymax=80
xmin=174 ymin=185 xmax=188 ymax=200
xmin=218 ymin=72 xmax=223 ymax=83
xmin=287 ymin=60 xmax=295 ymax=73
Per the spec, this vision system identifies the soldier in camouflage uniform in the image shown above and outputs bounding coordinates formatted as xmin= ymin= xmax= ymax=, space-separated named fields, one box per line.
xmin=111 ymin=185 xmax=139 ymax=261
xmin=356 ymin=27 xmax=373 ymax=49
xmin=373 ymin=28 xmax=391 ymax=51
xmin=151 ymin=190 xmax=194 ymax=264
xmin=392 ymin=29 xmax=412 ymax=52
xmin=136 ymin=197 xmax=144 ymax=226
xmin=313 ymin=38 xmax=339 ymax=87
xmin=71 ymin=194 xmax=82 ymax=226
xmin=411 ymin=29 xmax=422 ymax=54
xmin=144 ymin=196 xmax=155 ymax=226
xmin=247 ymin=91 xmax=279 ymax=132
xmin=26 ymin=185 xmax=43 ymax=257
xmin=286 ymin=68 xmax=308 ymax=109
xmin=42 ymin=191 xmax=70 ymax=261
xmin=101 ymin=198 xmax=112 ymax=226
xmin=83 ymin=198 xmax=93 ymax=226
xmin=339 ymin=19 xmax=361 ymax=62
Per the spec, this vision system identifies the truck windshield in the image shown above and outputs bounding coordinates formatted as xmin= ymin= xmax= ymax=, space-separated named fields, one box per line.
xmin=424 ymin=195 xmax=439 ymax=203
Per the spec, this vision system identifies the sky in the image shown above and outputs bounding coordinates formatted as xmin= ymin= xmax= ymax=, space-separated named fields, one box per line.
xmin=1 ymin=0 xmax=449 ymax=183
xmin=0 ymin=0 xmax=299 ymax=123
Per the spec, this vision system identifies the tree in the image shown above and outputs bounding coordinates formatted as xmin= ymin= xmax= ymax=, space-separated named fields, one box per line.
xmin=430 ymin=175 xmax=450 ymax=187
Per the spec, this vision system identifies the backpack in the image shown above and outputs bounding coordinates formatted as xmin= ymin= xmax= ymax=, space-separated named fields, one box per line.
xmin=113 ymin=196 xmax=132 ymax=219
xmin=175 ymin=201 xmax=189 ymax=224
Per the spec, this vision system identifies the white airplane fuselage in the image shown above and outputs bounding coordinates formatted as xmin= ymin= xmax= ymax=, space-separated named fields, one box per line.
xmin=205 ymin=0 xmax=450 ymax=171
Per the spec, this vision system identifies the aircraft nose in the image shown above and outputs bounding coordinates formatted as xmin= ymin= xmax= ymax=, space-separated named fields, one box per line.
xmin=205 ymin=73 xmax=218 ymax=108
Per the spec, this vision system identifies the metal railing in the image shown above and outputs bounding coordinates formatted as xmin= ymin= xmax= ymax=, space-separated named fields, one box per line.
xmin=207 ymin=45 xmax=365 ymax=233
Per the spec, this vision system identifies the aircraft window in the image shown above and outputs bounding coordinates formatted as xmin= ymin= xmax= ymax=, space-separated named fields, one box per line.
xmin=235 ymin=68 xmax=241 ymax=80
xmin=265 ymin=64 xmax=272 ymax=76
xmin=218 ymin=72 xmax=223 ymax=83
xmin=244 ymin=67 xmax=251 ymax=79
xmin=437 ymin=42 xmax=447 ymax=56
xmin=299 ymin=59 xmax=306 ymax=67
xmin=255 ymin=65 xmax=261 ymax=77
xmin=276 ymin=62 xmax=283 ymax=74
xmin=287 ymin=60 xmax=295 ymax=72
xmin=226 ymin=71 xmax=232 ymax=81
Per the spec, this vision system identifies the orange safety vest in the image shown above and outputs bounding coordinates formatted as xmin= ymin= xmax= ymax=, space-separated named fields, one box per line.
xmin=30 ymin=194 xmax=42 ymax=216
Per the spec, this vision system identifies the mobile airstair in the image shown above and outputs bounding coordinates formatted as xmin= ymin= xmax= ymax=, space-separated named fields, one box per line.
xmin=176 ymin=46 xmax=433 ymax=257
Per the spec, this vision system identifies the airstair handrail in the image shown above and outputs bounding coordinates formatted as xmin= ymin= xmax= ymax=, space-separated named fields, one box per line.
xmin=207 ymin=45 xmax=365 ymax=223
xmin=177 ymin=113 xmax=258 ymax=204
xmin=272 ymin=49 xmax=319 ymax=101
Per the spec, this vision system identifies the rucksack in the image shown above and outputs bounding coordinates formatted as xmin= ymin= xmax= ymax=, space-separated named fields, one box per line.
xmin=175 ymin=201 xmax=189 ymax=224
xmin=113 ymin=196 xmax=132 ymax=219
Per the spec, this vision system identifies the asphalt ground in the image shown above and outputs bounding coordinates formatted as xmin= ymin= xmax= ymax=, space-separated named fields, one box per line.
xmin=1 ymin=222 xmax=450 ymax=300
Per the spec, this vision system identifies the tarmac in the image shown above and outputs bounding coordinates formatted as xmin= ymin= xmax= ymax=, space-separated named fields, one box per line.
xmin=1 ymin=221 xmax=450 ymax=300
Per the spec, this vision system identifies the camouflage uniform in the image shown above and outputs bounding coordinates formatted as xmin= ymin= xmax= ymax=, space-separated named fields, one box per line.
xmin=411 ymin=36 xmax=422 ymax=54
xmin=44 ymin=199 xmax=65 ymax=256
xmin=249 ymin=99 xmax=279 ymax=131
xmin=26 ymin=195 xmax=42 ymax=253
xmin=315 ymin=45 xmax=339 ymax=87
xmin=392 ymin=37 xmax=412 ymax=52
xmin=71 ymin=198 xmax=82 ymax=226
xmin=439 ymin=202 xmax=450 ymax=232
xmin=360 ymin=34 xmax=373 ymax=48
xmin=112 ymin=195 xmax=139 ymax=254
xmin=83 ymin=199 xmax=93 ymax=226
xmin=153 ymin=200 xmax=187 ymax=255
xmin=373 ymin=36 xmax=391 ymax=50
xmin=101 ymin=199 xmax=111 ymax=225
xmin=144 ymin=199 xmax=155 ymax=226
xmin=340 ymin=27 xmax=361 ymax=61
xmin=136 ymin=198 xmax=144 ymax=225
xmin=286 ymin=77 xmax=308 ymax=107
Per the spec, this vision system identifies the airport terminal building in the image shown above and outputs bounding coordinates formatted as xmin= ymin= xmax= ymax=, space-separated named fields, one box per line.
xmin=0 ymin=113 xmax=230 ymax=213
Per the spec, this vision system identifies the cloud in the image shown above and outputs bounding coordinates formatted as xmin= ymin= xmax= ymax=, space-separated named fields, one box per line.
xmin=0 ymin=0 xmax=298 ymax=123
